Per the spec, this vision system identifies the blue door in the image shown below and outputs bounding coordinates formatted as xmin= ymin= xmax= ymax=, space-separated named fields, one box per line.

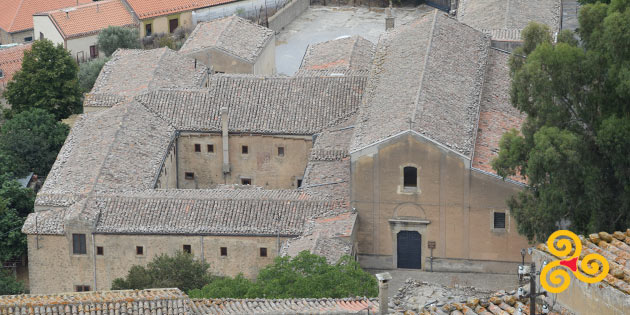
xmin=397 ymin=231 xmax=422 ymax=269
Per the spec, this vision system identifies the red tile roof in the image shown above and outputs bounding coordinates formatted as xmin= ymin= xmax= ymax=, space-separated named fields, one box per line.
xmin=0 ymin=43 xmax=32 ymax=87
xmin=43 ymin=0 xmax=136 ymax=40
xmin=125 ymin=0 xmax=238 ymax=20
xmin=0 ymin=0 xmax=92 ymax=34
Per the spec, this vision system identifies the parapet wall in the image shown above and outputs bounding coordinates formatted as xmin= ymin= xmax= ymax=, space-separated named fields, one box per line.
xmin=268 ymin=0 xmax=310 ymax=32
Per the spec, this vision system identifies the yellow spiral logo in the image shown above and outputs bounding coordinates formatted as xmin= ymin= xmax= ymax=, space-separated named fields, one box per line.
xmin=540 ymin=230 xmax=609 ymax=293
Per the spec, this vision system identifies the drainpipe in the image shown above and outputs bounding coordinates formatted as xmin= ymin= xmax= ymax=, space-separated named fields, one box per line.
xmin=376 ymin=272 xmax=392 ymax=315
xmin=221 ymin=107 xmax=230 ymax=175
xmin=91 ymin=233 xmax=97 ymax=290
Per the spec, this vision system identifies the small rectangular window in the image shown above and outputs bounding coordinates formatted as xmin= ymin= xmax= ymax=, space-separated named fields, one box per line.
xmin=183 ymin=244 xmax=191 ymax=254
xmin=136 ymin=246 xmax=144 ymax=255
xmin=24 ymin=37 xmax=32 ymax=42
xmin=169 ymin=18 xmax=179 ymax=33
xmin=494 ymin=212 xmax=506 ymax=229
xmin=403 ymin=166 xmax=417 ymax=188
xmin=75 ymin=285 xmax=90 ymax=292
xmin=89 ymin=45 xmax=98 ymax=59
xmin=220 ymin=247 xmax=227 ymax=256
xmin=241 ymin=178 xmax=251 ymax=185
xmin=96 ymin=246 xmax=104 ymax=256
xmin=277 ymin=147 xmax=284 ymax=157
xmin=260 ymin=247 xmax=267 ymax=257
xmin=242 ymin=145 xmax=248 ymax=154
xmin=207 ymin=144 xmax=214 ymax=153
xmin=145 ymin=23 xmax=152 ymax=36
xmin=297 ymin=179 xmax=303 ymax=188
xmin=185 ymin=172 xmax=194 ymax=180
xmin=194 ymin=144 xmax=201 ymax=152
xmin=72 ymin=234 xmax=86 ymax=255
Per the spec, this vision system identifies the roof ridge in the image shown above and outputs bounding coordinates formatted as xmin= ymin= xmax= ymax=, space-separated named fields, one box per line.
xmin=7 ymin=0 xmax=26 ymax=31
xmin=410 ymin=9 xmax=438 ymax=128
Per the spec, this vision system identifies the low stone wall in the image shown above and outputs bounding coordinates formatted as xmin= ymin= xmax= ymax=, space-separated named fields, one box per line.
xmin=533 ymin=249 xmax=630 ymax=315
xmin=268 ymin=0 xmax=310 ymax=32
xmin=427 ymin=257 xmax=520 ymax=274
xmin=310 ymin=0 xmax=389 ymax=6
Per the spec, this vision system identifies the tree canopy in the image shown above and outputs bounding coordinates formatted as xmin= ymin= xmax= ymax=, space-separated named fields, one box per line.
xmin=493 ymin=0 xmax=630 ymax=242
xmin=2 ymin=39 xmax=82 ymax=120
xmin=111 ymin=251 xmax=214 ymax=292
xmin=97 ymin=26 xmax=140 ymax=57
xmin=78 ymin=57 xmax=110 ymax=93
xmin=0 ymin=108 xmax=69 ymax=177
xmin=0 ymin=269 xmax=25 ymax=295
xmin=189 ymin=251 xmax=377 ymax=299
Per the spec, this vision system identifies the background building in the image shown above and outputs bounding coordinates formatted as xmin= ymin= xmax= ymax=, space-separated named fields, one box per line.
xmin=33 ymin=0 xmax=136 ymax=63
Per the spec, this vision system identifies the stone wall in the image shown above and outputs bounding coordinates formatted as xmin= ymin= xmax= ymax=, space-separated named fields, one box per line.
xmin=175 ymin=133 xmax=312 ymax=189
xmin=268 ymin=0 xmax=310 ymax=32
xmin=28 ymin=233 xmax=285 ymax=294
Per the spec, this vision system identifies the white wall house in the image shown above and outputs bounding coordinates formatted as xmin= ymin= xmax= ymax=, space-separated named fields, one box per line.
xmin=33 ymin=0 xmax=136 ymax=62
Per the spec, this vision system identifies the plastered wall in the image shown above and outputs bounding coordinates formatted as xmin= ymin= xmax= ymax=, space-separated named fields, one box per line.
xmin=27 ymin=233 xmax=284 ymax=294
xmin=351 ymin=133 xmax=529 ymax=271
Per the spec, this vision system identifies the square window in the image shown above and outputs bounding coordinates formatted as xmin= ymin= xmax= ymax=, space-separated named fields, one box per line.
xmin=207 ymin=144 xmax=214 ymax=153
xmin=72 ymin=234 xmax=86 ymax=255
xmin=96 ymin=246 xmax=104 ymax=256
xmin=136 ymin=246 xmax=144 ymax=255
xmin=260 ymin=247 xmax=267 ymax=257
xmin=241 ymin=178 xmax=251 ymax=185
xmin=494 ymin=212 xmax=506 ymax=229
xmin=220 ymin=247 xmax=227 ymax=256
xmin=242 ymin=145 xmax=248 ymax=154
xmin=185 ymin=172 xmax=194 ymax=180
xmin=194 ymin=144 xmax=201 ymax=152
xmin=183 ymin=244 xmax=191 ymax=254
xmin=277 ymin=147 xmax=284 ymax=157
xmin=75 ymin=285 xmax=90 ymax=292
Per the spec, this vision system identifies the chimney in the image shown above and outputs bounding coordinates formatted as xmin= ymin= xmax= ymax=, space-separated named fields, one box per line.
xmin=221 ymin=107 xmax=230 ymax=174
xmin=375 ymin=272 xmax=392 ymax=315
xmin=385 ymin=3 xmax=395 ymax=31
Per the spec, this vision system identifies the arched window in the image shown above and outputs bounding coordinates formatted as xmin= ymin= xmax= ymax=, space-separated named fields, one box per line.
xmin=403 ymin=166 xmax=417 ymax=188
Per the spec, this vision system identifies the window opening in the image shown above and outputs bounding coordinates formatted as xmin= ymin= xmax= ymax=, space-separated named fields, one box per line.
xmin=241 ymin=178 xmax=251 ymax=185
xmin=277 ymin=147 xmax=284 ymax=157
xmin=220 ymin=247 xmax=227 ymax=256
xmin=260 ymin=247 xmax=267 ymax=257
xmin=96 ymin=246 xmax=104 ymax=255
xmin=403 ymin=166 xmax=417 ymax=188
xmin=242 ymin=145 xmax=248 ymax=154
xmin=136 ymin=246 xmax=144 ymax=255
xmin=72 ymin=234 xmax=86 ymax=254
xmin=194 ymin=144 xmax=201 ymax=152
xmin=207 ymin=144 xmax=214 ymax=153
xmin=185 ymin=172 xmax=194 ymax=180
xmin=183 ymin=244 xmax=191 ymax=254
xmin=494 ymin=212 xmax=506 ymax=229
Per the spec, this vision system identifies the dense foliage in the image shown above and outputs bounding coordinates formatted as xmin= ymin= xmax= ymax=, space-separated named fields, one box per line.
xmin=0 ymin=269 xmax=25 ymax=295
xmin=493 ymin=0 xmax=630 ymax=242
xmin=78 ymin=58 xmax=110 ymax=93
xmin=111 ymin=252 xmax=214 ymax=292
xmin=0 ymin=109 xmax=69 ymax=177
xmin=97 ymin=26 xmax=140 ymax=57
xmin=189 ymin=251 xmax=377 ymax=299
xmin=3 ymin=40 xmax=81 ymax=120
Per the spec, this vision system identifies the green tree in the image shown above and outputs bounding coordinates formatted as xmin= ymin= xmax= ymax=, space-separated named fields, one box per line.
xmin=0 ymin=175 xmax=34 ymax=217
xmin=493 ymin=0 xmax=630 ymax=242
xmin=0 ymin=109 xmax=69 ymax=177
xmin=0 ymin=269 xmax=25 ymax=295
xmin=78 ymin=57 xmax=110 ymax=93
xmin=0 ymin=202 xmax=26 ymax=263
xmin=3 ymin=39 xmax=81 ymax=120
xmin=189 ymin=251 xmax=378 ymax=299
xmin=97 ymin=26 xmax=140 ymax=57
xmin=111 ymin=251 xmax=213 ymax=292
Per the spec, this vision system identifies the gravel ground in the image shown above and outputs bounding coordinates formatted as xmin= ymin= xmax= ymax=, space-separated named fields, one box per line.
xmin=367 ymin=269 xmax=520 ymax=293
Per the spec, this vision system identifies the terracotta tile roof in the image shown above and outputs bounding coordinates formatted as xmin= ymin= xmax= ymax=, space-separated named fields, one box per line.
xmin=0 ymin=288 xmax=192 ymax=314
xmin=125 ymin=0 xmax=239 ymax=20
xmin=457 ymin=0 xmax=561 ymax=41
xmin=190 ymin=297 xmax=378 ymax=314
xmin=41 ymin=0 xmax=136 ymax=40
xmin=180 ymin=16 xmax=274 ymax=63
xmin=537 ymin=229 xmax=630 ymax=295
xmin=351 ymin=11 xmax=489 ymax=158
xmin=472 ymin=48 xmax=526 ymax=183
xmin=88 ymin=48 xmax=208 ymax=100
xmin=0 ymin=43 xmax=31 ymax=86
xmin=298 ymin=35 xmax=375 ymax=75
xmin=136 ymin=75 xmax=366 ymax=135
xmin=0 ymin=0 xmax=91 ymax=34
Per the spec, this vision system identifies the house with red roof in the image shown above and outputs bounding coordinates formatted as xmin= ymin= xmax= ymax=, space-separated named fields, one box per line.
xmin=33 ymin=0 xmax=136 ymax=62
xmin=0 ymin=0 xmax=92 ymax=45
xmin=0 ymin=42 xmax=32 ymax=108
